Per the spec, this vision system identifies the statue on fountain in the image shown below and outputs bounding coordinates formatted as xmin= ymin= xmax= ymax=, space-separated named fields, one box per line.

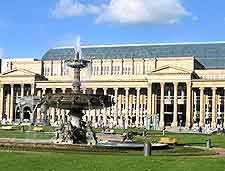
xmin=41 ymin=42 xmax=113 ymax=144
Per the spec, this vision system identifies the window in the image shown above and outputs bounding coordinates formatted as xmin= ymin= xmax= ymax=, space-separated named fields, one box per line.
xmin=44 ymin=66 xmax=50 ymax=76
xmin=106 ymin=66 xmax=110 ymax=75
xmin=113 ymin=66 xmax=120 ymax=75
xmin=134 ymin=64 xmax=141 ymax=75
xmin=96 ymin=66 xmax=99 ymax=75
xmin=123 ymin=66 xmax=131 ymax=75
xmin=92 ymin=66 xmax=95 ymax=75
xmin=63 ymin=62 xmax=69 ymax=76
xmin=53 ymin=64 xmax=59 ymax=76
xmin=102 ymin=66 xmax=110 ymax=75
xmin=92 ymin=66 xmax=99 ymax=75
xmin=145 ymin=64 xmax=151 ymax=74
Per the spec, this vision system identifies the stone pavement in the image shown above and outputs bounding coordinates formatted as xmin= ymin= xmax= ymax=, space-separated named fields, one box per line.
xmin=96 ymin=133 xmax=124 ymax=142
xmin=0 ymin=138 xmax=52 ymax=144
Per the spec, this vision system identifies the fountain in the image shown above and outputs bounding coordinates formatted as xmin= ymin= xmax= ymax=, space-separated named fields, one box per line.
xmin=14 ymin=39 xmax=168 ymax=150
xmin=41 ymin=46 xmax=113 ymax=144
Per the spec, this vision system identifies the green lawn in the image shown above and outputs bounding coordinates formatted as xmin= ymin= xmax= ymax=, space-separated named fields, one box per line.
xmin=134 ymin=132 xmax=225 ymax=148
xmin=1 ymin=127 xmax=225 ymax=148
xmin=0 ymin=129 xmax=54 ymax=139
xmin=0 ymin=128 xmax=224 ymax=171
xmin=96 ymin=128 xmax=225 ymax=148
xmin=0 ymin=151 xmax=223 ymax=171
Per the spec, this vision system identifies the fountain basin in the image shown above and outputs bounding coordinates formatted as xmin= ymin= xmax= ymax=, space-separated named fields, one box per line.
xmin=0 ymin=138 xmax=169 ymax=152
xmin=97 ymin=141 xmax=169 ymax=150
xmin=45 ymin=93 xmax=113 ymax=110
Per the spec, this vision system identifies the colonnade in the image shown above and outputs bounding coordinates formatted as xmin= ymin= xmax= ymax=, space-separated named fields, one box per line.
xmin=193 ymin=87 xmax=225 ymax=128
xmin=0 ymin=84 xmax=34 ymax=123
xmin=0 ymin=82 xmax=225 ymax=128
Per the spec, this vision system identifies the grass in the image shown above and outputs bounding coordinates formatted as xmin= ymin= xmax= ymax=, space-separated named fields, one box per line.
xmin=0 ymin=144 xmax=215 ymax=156
xmin=0 ymin=150 xmax=223 ymax=171
xmin=1 ymin=127 xmax=225 ymax=148
xmin=0 ymin=129 xmax=54 ymax=139
xmin=0 ymin=127 xmax=223 ymax=171
xmin=134 ymin=132 xmax=225 ymax=148
xmin=0 ymin=125 xmax=55 ymax=139
xmin=96 ymin=127 xmax=225 ymax=148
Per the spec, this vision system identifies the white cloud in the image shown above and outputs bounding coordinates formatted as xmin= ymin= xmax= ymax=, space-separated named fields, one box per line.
xmin=51 ymin=0 xmax=191 ymax=24
xmin=51 ymin=0 xmax=100 ymax=18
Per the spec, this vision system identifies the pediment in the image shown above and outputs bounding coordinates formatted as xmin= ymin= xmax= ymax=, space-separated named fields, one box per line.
xmin=1 ymin=68 xmax=37 ymax=77
xmin=151 ymin=65 xmax=191 ymax=74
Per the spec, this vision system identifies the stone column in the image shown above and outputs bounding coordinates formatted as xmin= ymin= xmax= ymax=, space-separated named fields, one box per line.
xmin=56 ymin=108 xmax=61 ymax=123
xmin=0 ymin=85 xmax=4 ymax=116
xmin=125 ymin=88 xmax=129 ymax=129
xmin=61 ymin=109 xmax=66 ymax=123
xmin=42 ymin=88 xmax=46 ymax=96
xmin=41 ymin=88 xmax=47 ymax=122
xmin=21 ymin=84 xmax=24 ymax=97
xmin=6 ymin=91 xmax=10 ymax=120
xmin=36 ymin=107 xmax=41 ymax=124
xmin=52 ymin=88 xmax=56 ymax=94
xmin=84 ymin=88 xmax=90 ymax=121
xmin=92 ymin=88 xmax=97 ymax=126
xmin=31 ymin=83 xmax=35 ymax=95
xmin=62 ymin=88 xmax=66 ymax=94
xmin=103 ymin=88 xmax=108 ymax=126
xmin=118 ymin=91 xmax=122 ymax=127
xmin=172 ymin=82 xmax=178 ymax=127
xmin=199 ymin=87 xmax=205 ymax=127
xmin=37 ymin=89 xmax=41 ymax=97
xmin=147 ymin=83 xmax=152 ymax=117
xmin=193 ymin=90 xmax=197 ymax=121
xmin=36 ymin=89 xmax=42 ymax=123
xmin=186 ymin=82 xmax=192 ymax=128
xmin=128 ymin=94 xmax=133 ymax=123
xmin=114 ymin=88 xmax=118 ymax=124
xmin=51 ymin=88 xmax=56 ymax=124
xmin=62 ymin=88 xmax=66 ymax=123
xmin=211 ymin=87 xmax=217 ymax=128
xmin=152 ymin=93 xmax=155 ymax=116
xmin=82 ymin=88 xmax=86 ymax=94
xmin=136 ymin=88 xmax=140 ymax=127
xmin=159 ymin=82 xmax=165 ymax=129
xmin=140 ymin=94 xmax=144 ymax=127
xmin=10 ymin=84 xmax=14 ymax=123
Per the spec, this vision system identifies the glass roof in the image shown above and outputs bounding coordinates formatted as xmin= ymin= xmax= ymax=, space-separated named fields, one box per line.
xmin=42 ymin=42 xmax=225 ymax=69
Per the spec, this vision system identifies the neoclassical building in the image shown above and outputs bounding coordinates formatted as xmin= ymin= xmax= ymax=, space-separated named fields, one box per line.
xmin=1 ymin=42 xmax=225 ymax=129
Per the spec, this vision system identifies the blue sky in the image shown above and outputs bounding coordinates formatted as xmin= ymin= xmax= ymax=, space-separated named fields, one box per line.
xmin=0 ymin=0 xmax=225 ymax=59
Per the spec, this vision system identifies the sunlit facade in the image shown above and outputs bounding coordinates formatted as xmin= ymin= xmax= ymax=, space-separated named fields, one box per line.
xmin=1 ymin=42 xmax=225 ymax=129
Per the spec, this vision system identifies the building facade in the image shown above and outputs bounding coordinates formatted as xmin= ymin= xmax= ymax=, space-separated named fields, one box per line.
xmin=1 ymin=42 xmax=225 ymax=129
